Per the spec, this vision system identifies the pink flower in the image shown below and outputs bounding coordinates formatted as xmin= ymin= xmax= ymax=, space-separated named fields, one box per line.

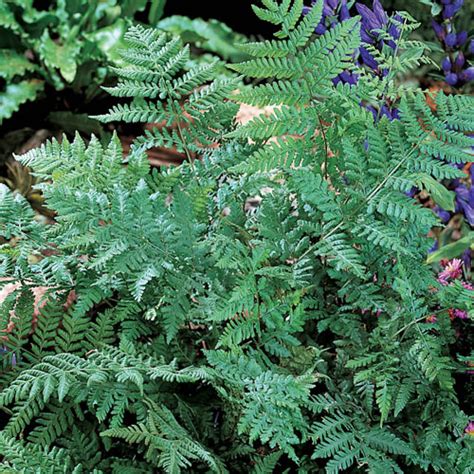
xmin=465 ymin=421 xmax=474 ymax=436
xmin=426 ymin=314 xmax=437 ymax=323
xmin=462 ymin=281 xmax=474 ymax=291
xmin=448 ymin=308 xmax=469 ymax=320
xmin=438 ymin=258 xmax=463 ymax=285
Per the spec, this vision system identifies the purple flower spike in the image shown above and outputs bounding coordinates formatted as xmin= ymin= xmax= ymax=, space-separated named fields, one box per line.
xmin=453 ymin=0 xmax=465 ymax=12
xmin=356 ymin=2 xmax=383 ymax=31
xmin=462 ymin=248 xmax=471 ymax=271
xmin=339 ymin=70 xmax=358 ymax=85
xmin=388 ymin=14 xmax=402 ymax=41
xmin=470 ymin=39 xmax=474 ymax=55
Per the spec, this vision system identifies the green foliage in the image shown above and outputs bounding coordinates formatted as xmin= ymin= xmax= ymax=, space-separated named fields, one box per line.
xmin=0 ymin=0 xmax=160 ymax=126
xmin=94 ymin=24 xmax=240 ymax=155
xmin=0 ymin=1 xmax=472 ymax=472
xmin=157 ymin=16 xmax=249 ymax=62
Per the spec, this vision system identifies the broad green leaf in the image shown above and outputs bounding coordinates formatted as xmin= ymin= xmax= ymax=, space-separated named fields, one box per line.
xmin=418 ymin=174 xmax=456 ymax=212
xmin=0 ymin=49 xmax=34 ymax=80
xmin=157 ymin=16 xmax=249 ymax=61
xmin=39 ymin=30 xmax=80 ymax=83
xmin=148 ymin=0 xmax=167 ymax=24
xmin=0 ymin=4 xmax=20 ymax=31
xmin=84 ymin=19 xmax=126 ymax=63
xmin=427 ymin=233 xmax=474 ymax=264
xmin=0 ymin=80 xmax=43 ymax=124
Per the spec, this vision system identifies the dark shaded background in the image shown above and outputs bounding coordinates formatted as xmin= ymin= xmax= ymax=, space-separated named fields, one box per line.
xmin=162 ymin=0 xmax=277 ymax=36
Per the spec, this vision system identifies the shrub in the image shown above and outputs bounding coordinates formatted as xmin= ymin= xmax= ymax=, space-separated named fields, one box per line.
xmin=0 ymin=1 xmax=473 ymax=472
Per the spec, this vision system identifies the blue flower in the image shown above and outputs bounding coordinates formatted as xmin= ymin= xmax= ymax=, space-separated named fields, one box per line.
xmin=454 ymin=183 xmax=474 ymax=226
xmin=460 ymin=67 xmax=474 ymax=82
xmin=442 ymin=57 xmax=452 ymax=71
xmin=442 ymin=0 xmax=464 ymax=19
xmin=433 ymin=205 xmax=451 ymax=223
xmin=431 ymin=1 xmax=473 ymax=87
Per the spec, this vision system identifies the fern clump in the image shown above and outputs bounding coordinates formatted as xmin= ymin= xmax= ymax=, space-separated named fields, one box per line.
xmin=0 ymin=1 xmax=473 ymax=472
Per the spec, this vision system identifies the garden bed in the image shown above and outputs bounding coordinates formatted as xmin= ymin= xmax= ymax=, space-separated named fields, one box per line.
xmin=0 ymin=1 xmax=472 ymax=472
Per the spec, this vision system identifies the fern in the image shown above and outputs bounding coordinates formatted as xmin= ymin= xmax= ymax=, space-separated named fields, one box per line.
xmin=0 ymin=1 xmax=472 ymax=472
xmin=94 ymin=24 xmax=239 ymax=157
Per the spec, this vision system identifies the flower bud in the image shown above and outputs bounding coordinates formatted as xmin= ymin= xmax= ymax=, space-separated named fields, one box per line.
xmin=454 ymin=52 xmax=465 ymax=69
xmin=445 ymin=72 xmax=458 ymax=85
xmin=360 ymin=47 xmax=378 ymax=70
xmin=314 ymin=23 xmax=327 ymax=35
xmin=443 ymin=6 xmax=455 ymax=19
xmin=442 ymin=57 xmax=452 ymax=72
xmin=432 ymin=20 xmax=445 ymax=41
xmin=340 ymin=0 xmax=350 ymax=21
xmin=445 ymin=32 xmax=457 ymax=48
xmin=460 ymin=67 xmax=474 ymax=82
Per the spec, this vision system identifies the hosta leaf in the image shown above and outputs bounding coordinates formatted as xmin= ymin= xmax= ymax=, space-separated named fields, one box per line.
xmin=39 ymin=31 xmax=81 ymax=83
xmin=0 ymin=50 xmax=34 ymax=80
xmin=0 ymin=80 xmax=43 ymax=124
xmin=84 ymin=19 xmax=127 ymax=63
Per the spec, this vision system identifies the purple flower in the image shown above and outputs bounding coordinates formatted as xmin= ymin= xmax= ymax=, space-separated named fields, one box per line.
xmin=340 ymin=1 xmax=350 ymax=20
xmin=434 ymin=205 xmax=451 ymax=222
xmin=442 ymin=57 xmax=452 ymax=72
xmin=454 ymin=52 xmax=465 ymax=69
xmin=432 ymin=20 xmax=446 ymax=40
xmin=461 ymin=248 xmax=471 ymax=270
xmin=356 ymin=0 xmax=387 ymax=31
xmin=307 ymin=0 xmax=352 ymax=37
xmin=445 ymin=72 xmax=459 ymax=85
xmin=333 ymin=70 xmax=358 ymax=86
xmin=432 ymin=1 xmax=473 ymax=87
xmin=460 ymin=67 xmax=474 ymax=82
xmin=443 ymin=0 xmax=464 ymax=19
xmin=445 ymin=32 xmax=458 ymax=48
xmin=360 ymin=47 xmax=379 ymax=70
xmin=454 ymin=183 xmax=474 ymax=225
xmin=450 ymin=308 xmax=468 ymax=320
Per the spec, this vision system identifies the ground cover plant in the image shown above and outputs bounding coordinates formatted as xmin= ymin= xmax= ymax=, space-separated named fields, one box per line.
xmin=0 ymin=0 xmax=473 ymax=472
